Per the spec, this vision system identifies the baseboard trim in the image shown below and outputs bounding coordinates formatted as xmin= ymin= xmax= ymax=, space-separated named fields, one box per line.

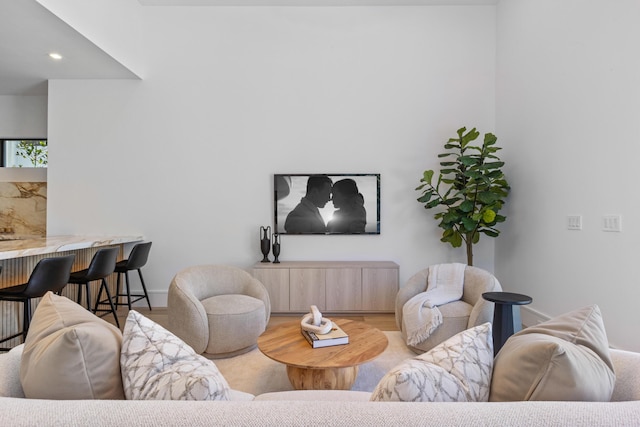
xmin=520 ymin=305 xmax=550 ymax=328
xmin=124 ymin=289 xmax=167 ymax=308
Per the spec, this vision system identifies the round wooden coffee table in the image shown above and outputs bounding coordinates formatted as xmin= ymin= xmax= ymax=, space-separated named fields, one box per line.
xmin=257 ymin=318 xmax=388 ymax=390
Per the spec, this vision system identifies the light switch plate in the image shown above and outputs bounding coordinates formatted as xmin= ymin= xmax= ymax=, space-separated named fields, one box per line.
xmin=567 ymin=215 xmax=582 ymax=230
xmin=603 ymin=215 xmax=622 ymax=232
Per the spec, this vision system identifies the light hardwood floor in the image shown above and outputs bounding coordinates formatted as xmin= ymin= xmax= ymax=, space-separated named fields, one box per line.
xmin=105 ymin=307 xmax=399 ymax=332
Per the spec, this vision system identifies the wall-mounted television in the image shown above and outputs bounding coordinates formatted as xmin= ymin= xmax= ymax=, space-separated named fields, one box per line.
xmin=274 ymin=173 xmax=380 ymax=235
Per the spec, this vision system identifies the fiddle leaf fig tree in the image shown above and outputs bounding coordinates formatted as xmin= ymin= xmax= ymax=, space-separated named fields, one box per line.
xmin=416 ymin=127 xmax=510 ymax=266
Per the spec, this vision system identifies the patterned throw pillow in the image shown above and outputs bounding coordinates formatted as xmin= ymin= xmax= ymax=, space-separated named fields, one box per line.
xmin=120 ymin=310 xmax=230 ymax=400
xmin=371 ymin=322 xmax=493 ymax=402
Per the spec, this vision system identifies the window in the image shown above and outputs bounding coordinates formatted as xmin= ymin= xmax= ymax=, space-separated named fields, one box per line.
xmin=1 ymin=140 xmax=48 ymax=167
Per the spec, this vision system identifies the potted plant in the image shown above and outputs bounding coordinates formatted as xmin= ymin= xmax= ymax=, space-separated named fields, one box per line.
xmin=416 ymin=127 xmax=510 ymax=266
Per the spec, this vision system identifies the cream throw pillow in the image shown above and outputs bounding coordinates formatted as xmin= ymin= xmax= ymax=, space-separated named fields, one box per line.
xmin=20 ymin=292 xmax=124 ymax=399
xmin=371 ymin=322 xmax=493 ymax=402
xmin=490 ymin=304 xmax=615 ymax=402
xmin=120 ymin=310 xmax=230 ymax=400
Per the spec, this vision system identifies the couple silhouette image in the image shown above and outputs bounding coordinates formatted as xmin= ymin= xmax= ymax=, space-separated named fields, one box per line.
xmin=284 ymin=175 xmax=366 ymax=234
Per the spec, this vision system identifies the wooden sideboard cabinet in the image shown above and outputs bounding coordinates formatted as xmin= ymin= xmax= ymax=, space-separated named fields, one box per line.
xmin=252 ymin=261 xmax=399 ymax=314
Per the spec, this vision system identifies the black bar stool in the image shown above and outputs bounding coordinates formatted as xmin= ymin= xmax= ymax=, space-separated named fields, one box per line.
xmin=114 ymin=241 xmax=152 ymax=311
xmin=0 ymin=254 xmax=75 ymax=351
xmin=67 ymin=247 xmax=120 ymax=328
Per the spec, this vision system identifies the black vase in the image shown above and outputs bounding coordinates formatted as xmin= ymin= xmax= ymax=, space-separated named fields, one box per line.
xmin=260 ymin=226 xmax=271 ymax=263
xmin=272 ymin=233 xmax=281 ymax=263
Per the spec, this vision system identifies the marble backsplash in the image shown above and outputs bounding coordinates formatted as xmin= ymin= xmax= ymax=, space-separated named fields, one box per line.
xmin=0 ymin=182 xmax=46 ymax=238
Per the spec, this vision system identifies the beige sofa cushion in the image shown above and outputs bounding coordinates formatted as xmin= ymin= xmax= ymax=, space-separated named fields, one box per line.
xmin=120 ymin=310 xmax=231 ymax=400
xmin=0 ymin=345 xmax=25 ymax=398
xmin=20 ymin=292 xmax=124 ymax=399
xmin=490 ymin=305 xmax=615 ymax=402
xmin=255 ymin=390 xmax=372 ymax=401
xmin=371 ymin=322 xmax=493 ymax=402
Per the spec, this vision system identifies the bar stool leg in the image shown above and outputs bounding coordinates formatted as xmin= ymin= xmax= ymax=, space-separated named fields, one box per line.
xmin=94 ymin=278 xmax=120 ymax=329
xmin=115 ymin=272 xmax=122 ymax=308
xmin=23 ymin=299 xmax=30 ymax=341
xmin=125 ymin=271 xmax=132 ymax=310
xmin=102 ymin=279 xmax=120 ymax=329
xmin=137 ymin=269 xmax=152 ymax=310
xmin=85 ymin=285 xmax=92 ymax=312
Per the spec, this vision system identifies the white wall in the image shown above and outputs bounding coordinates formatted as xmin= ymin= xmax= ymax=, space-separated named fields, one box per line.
xmin=0 ymin=95 xmax=47 ymax=139
xmin=495 ymin=0 xmax=640 ymax=350
xmin=33 ymin=0 xmax=640 ymax=351
xmin=45 ymin=6 xmax=496 ymax=306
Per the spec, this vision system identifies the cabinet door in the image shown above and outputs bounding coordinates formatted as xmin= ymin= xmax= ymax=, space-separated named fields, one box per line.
xmin=325 ymin=268 xmax=362 ymax=311
xmin=253 ymin=268 xmax=290 ymax=313
xmin=289 ymin=268 xmax=325 ymax=312
xmin=362 ymin=267 xmax=399 ymax=311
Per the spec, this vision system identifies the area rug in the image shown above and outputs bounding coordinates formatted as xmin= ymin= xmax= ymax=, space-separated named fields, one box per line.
xmin=212 ymin=331 xmax=415 ymax=395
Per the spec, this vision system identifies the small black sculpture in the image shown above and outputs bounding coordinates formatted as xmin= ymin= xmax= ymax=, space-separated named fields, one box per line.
xmin=260 ymin=226 xmax=271 ymax=263
xmin=272 ymin=233 xmax=281 ymax=263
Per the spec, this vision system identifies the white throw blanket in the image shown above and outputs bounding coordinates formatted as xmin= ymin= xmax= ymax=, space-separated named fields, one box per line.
xmin=402 ymin=263 xmax=466 ymax=346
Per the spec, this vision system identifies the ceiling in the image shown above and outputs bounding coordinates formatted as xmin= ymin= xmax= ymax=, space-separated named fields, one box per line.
xmin=0 ymin=0 xmax=138 ymax=96
xmin=138 ymin=0 xmax=497 ymax=5
xmin=0 ymin=0 xmax=497 ymax=96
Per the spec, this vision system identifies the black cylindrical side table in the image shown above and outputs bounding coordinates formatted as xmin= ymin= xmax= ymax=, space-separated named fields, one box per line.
xmin=482 ymin=291 xmax=532 ymax=356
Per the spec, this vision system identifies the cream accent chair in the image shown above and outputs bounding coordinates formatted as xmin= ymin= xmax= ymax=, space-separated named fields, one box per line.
xmin=395 ymin=264 xmax=502 ymax=354
xmin=167 ymin=265 xmax=271 ymax=358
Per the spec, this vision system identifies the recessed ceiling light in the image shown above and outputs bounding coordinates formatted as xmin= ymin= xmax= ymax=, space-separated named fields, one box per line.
xmin=49 ymin=53 xmax=63 ymax=60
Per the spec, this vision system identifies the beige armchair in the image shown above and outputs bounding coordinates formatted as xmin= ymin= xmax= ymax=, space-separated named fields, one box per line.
xmin=395 ymin=265 xmax=502 ymax=353
xmin=167 ymin=265 xmax=271 ymax=358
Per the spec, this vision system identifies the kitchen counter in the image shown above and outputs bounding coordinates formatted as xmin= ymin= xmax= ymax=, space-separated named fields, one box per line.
xmin=0 ymin=235 xmax=143 ymax=260
xmin=0 ymin=235 xmax=145 ymax=348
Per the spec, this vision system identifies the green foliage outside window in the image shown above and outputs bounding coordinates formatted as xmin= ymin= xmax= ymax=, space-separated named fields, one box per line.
xmin=16 ymin=140 xmax=48 ymax=167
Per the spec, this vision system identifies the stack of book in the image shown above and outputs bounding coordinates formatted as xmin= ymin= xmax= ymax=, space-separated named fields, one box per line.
xmin=301 ymin=322 xmax=349 ymax=348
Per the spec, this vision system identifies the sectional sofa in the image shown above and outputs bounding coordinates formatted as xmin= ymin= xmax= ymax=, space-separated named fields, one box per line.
xmin=1 ymin=293 xmax=640 ymax=426
xmin=1 ymin=350 xmax=640 ymax=426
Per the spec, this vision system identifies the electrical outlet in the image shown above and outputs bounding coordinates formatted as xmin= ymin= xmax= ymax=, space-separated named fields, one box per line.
xmin=567 ymin=215 xmax=582 ymax=230
xmin=603 ymin=215 xmax=622 ymax=232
